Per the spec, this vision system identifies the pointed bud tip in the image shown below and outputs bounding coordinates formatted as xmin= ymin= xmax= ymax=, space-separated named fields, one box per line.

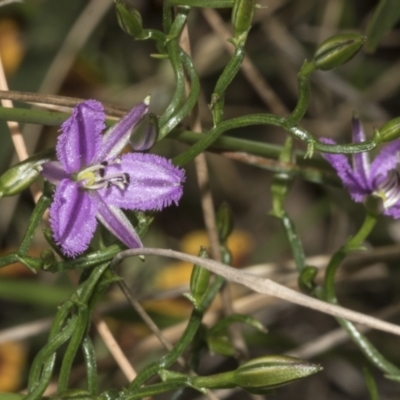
xmin=233 ymin=355 xmax=322 ymax=392
xmin=378 ymin=117 xmax=400 ymax=143
xmin=313 ymin=33 xmax=365 ymax=71
xmin=144 ymin=95 xmax=151 ymax=106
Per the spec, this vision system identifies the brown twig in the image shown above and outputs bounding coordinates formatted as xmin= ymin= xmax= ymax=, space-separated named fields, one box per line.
xmin=111 ymin=248 xmax=400 ymax=337
xmin=0 ymin=90 xmax=127 ymax=117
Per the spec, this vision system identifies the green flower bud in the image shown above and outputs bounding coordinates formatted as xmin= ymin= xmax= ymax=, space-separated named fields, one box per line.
xmin=115 ymin=0 xmax=144 ymax=38
xmin=233 ymin=355 xmax=322 ymax=393
xmin=216 ymin=202 xmax=234 ymax=243
xmin=0 ymin=149 xmax=53 ymax=198
xmin=129 ymin=110 xmax=158 ymax=151
xmin=189 ymin=247 xmax=211 ymax=306
xmin=231 ymin=0 xmax=256 ymax=45
xmin=378 ymin=117 xmax=400 ymax=142
xmin=313 ymin=33 xmax=366 ymax=71
xmin=191 ymin=355 xmax=321 ymax=392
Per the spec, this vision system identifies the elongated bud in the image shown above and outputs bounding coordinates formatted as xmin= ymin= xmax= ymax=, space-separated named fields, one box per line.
xmin=115 ymin=0 xmax=144 ymax=38
xmin=216 ymin=202 xmax=234 ymax=243
xmin=233 ymin=355 xmax=322 ymax=393
xmin=191 ymin=355 xmax=321 ymax=392
xmin=313 ymin=33 xmax=366 ymax=71
xmin=0 ymin=149 xmax=53 ymax=198
xmin=189 ymin=247 xmax=211 ymax=306
xmin=129 ymin=112 xmax=158 ymax=151
xmin=231 ymin=0 xmax=256 ymax=44
xmin=378 ymin=117 xmax=400 ymax=142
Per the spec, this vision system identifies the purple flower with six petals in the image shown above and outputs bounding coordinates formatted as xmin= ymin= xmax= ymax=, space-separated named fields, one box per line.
xmin=41 ymin=99 xmax=185 ymax=257
xmin=322 ymin=117 xmax=400 ymax=218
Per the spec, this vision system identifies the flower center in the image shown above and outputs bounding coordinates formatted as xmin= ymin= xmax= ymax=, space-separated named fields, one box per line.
xmin=374 ymin=167 xmax=400 ymax=209
xmin=76 ymin=159 xmax=130 ymax=191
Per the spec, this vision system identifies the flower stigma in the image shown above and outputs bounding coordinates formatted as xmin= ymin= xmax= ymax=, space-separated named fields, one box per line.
xmin=75 ymin=158 xmax=129 ymax=191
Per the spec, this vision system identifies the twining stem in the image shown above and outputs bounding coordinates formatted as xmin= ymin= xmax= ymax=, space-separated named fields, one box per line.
xmin=0 ymin=106 xmax=378 ymax=161
xmin=270 ymin=138 xmax=306 ymax=274
xmin=323 ymin=211 xmax=378 ymax=302
xmin=323 ymin=211 xmax=400 ymax=376
xmin=159 ymin=49 xmax=201 ymax=137
xmin=210 ymin=45 xmax=245 ymax=125
xmin=172 ymin=113 xmax=377 ymax=166
xmin=158 ymin=6 xmax=190 ymax=136
xmin=286 ymin=61 xmax=315 ymax=126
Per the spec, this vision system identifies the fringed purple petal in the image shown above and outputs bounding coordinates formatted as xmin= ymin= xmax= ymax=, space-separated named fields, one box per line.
xmin=370 ymin=139 xmax=400 ymax=188
xmin=41 ymin=161 xmax=69 ymax=185
xmin=383 ymin=204 xmax=400 ymax=219
xmin=49 ymin=179 xmax=98 ymax=257
xmin=92 ymin=192 xmax=142 ymax=248
xmin=97 ymin=101 xmax=149 ymax=162
xmin=351 ymin=117 xmax=370 ymax=188
xmin=321 ymin=138 xmax=370 ymax=202
xmin=57 ymin=100 xmax=105 ymax=173
xmin=100 ymin=153 xmax=185 ymax=211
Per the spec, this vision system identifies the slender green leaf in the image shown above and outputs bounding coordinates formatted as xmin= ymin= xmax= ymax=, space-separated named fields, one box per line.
xmin=0 ymin=279 xmax=72 ymax=307
xmin=365 ymin=0 xmax=400 ymax=52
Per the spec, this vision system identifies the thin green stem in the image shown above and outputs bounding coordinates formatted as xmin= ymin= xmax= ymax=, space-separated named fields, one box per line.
xmin=280 ymin=214 xmax=306 ymax=272
xmin=323 ymin=212 xmax=377 ymax=302
xmin=18 ymin=194 xmax=51 ymax=257
xmin=0 ymin=106 xmax=68 ymax=126
xmin=158 ymin=7 xmax=190 ymax=135
xmin=270 ymin=138 xmax=307 ymax=274
xmin=211 ymin=46 xmax=245 ymax=125
xmin=57 ymin=264 xmax=109 ymax=393
xmin=125 ymin=276 xmax=225 ymax=393
xmin=0 ymin=253 xmax=19 ymax=269
xmin=0 ymin=106 xmax=377 ymax=160
xmin=173 ymin=113 xmax=377 ymax=166
xmin=54 ymin=245 xmax=122 ymax=272
xmin=123 ymin=380 xmax=192 ymax=400
xmin=173 ymin=114 xmax=285 ymax=166
xmin=323 ymin=211 xmax=400 ymax=376
xmin=159 ymin=48 xmax=200 ymax=137
xmin=286 ymin=61 xmax=315 ymax=126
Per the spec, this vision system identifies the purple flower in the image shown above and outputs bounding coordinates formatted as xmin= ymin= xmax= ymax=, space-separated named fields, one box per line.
xmin=322 ymin=117 xmax=400 ymax=218
xmin=41 ymin=99 xmax=185 ymax=257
